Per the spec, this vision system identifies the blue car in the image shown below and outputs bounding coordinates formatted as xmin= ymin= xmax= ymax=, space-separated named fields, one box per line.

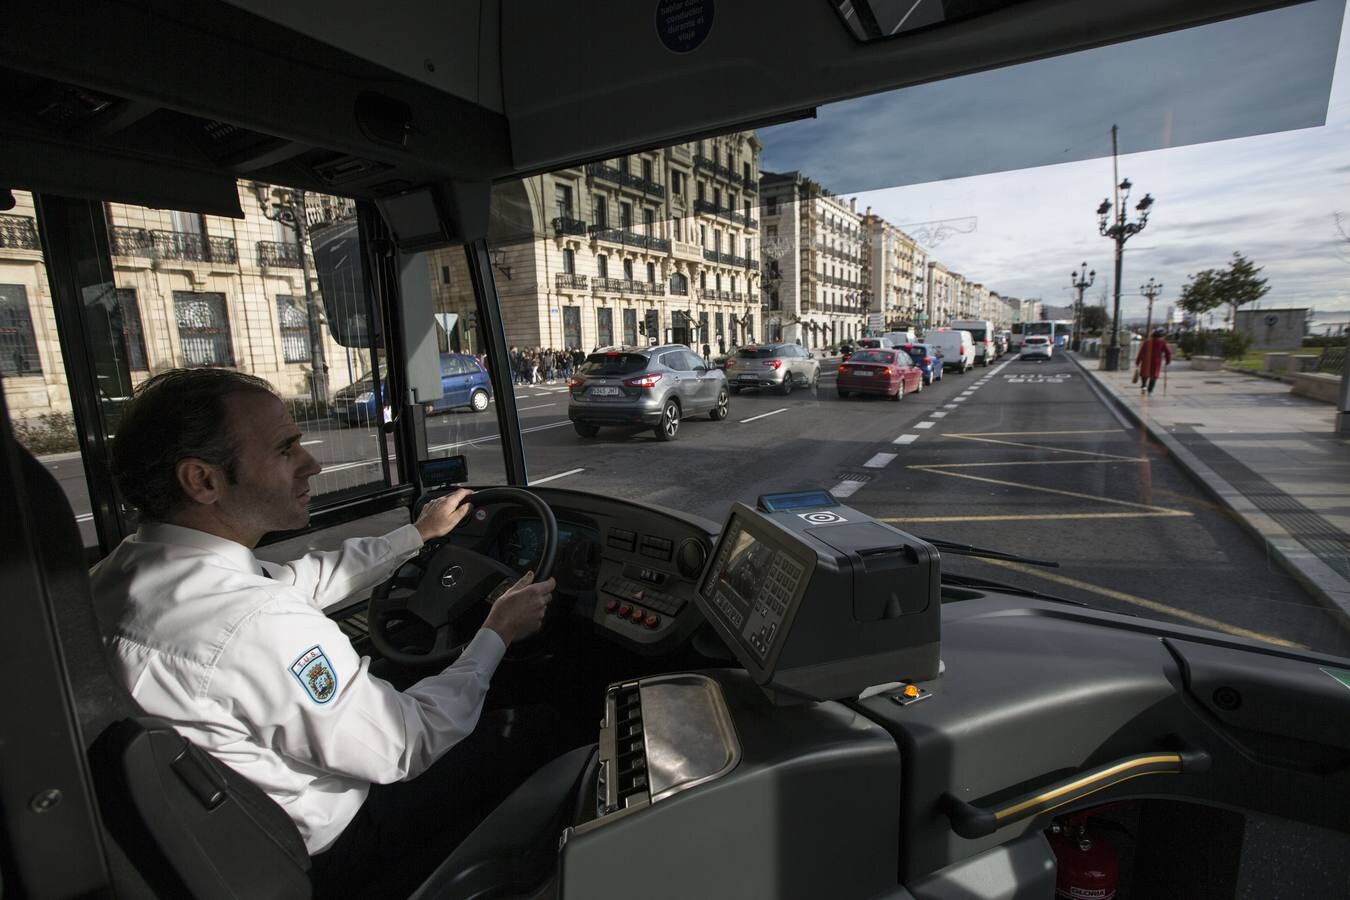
xmin=898 ymin=343 xmax=944 ymax=385
xmin=330 ymin=353 xmax=493 ymax=425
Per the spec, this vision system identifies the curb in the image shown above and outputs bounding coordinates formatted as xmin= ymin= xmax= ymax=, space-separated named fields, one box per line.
xmin=1068 ymin=353 xmax=1350 ymax=634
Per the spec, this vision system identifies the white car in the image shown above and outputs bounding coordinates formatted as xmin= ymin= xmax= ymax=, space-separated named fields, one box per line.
xmin=1021 ymin=335 xmax=1053 ymax=360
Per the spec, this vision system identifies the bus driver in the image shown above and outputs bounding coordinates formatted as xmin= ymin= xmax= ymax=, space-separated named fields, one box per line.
xmin=89 ymin=368 xmax=557 ymax=896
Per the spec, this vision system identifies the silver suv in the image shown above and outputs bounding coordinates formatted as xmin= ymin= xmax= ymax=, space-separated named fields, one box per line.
xmin=567 ymin=345 xmax=729 ymax=441
xmin=725 ymin=343 xmax=820 ymax=395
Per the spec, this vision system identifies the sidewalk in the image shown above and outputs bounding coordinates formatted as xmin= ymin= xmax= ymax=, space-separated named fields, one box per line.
xmin=1071 ymin=354 xmax=1350 ymax=628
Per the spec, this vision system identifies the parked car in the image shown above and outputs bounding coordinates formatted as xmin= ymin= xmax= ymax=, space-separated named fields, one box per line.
xmin=855 ymin=337 xmax=895 ymax=350
xmin=836 ymin=348 xmax=924 ymax=400
xmin=567 ymin=345 xmax=729 ymax=441
xmin=1020 ymin=335 xmax=1054 ymax=360
xmin=330 ymin=353 xmax=492 ymax=426
xmin=925 ymin=329 xmax=975 ymax=373
xmin=898 ymin=343 xmax=944 ymax=385
xmin=882 ymin=330 xmax=918 ymax=346
xmin=724 ymin=344 xmax=820 ymax=395
xmin=997 ymin=331 xmax=1012 ymax=355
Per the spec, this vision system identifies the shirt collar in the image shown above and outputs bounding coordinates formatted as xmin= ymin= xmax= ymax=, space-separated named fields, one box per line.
xmin=135 ymin=522 xmax=261 ymax=575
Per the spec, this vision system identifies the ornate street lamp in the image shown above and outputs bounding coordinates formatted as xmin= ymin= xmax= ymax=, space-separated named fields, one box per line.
xmin=1097 ymin=139 xmax=1154 ymax=371
xmin=1070 ymin=262 xmax=1095 ymax=351
xmin=250 ymin=182 xmax=329 ymax=404
xmin=1140 ymin=277 xmax=1163 ymax=338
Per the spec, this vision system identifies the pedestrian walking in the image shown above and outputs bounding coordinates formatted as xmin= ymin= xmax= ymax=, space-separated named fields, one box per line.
xmin=1134 ymin=328 xmax=1171 ymax=395
xmin=701 ymin=342 xmax=711 ymax=366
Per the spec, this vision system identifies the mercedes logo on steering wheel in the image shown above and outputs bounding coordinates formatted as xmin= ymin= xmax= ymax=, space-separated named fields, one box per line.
xmin=440 ymin=565 xmax=464 ymax=588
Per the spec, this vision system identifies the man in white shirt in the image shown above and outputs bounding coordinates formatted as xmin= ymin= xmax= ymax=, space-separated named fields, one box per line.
xmin=90 ymin=368 xmax=558 ymax=897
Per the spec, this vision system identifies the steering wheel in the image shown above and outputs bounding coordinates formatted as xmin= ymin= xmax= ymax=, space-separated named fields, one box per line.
xmin=368 ymin=488 xmax=558 ymax=668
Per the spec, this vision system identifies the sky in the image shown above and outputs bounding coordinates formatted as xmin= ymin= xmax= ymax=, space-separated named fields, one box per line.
xmin=756 ymin=0 xmax=1350 ymax=323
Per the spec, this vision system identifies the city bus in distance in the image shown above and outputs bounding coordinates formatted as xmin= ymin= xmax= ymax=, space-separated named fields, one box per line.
xmin=1024 ymin=320 xmax=1074 ymax=348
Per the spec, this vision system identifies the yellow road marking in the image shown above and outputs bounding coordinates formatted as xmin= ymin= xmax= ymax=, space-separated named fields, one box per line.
xmin=918 ymin=458 xmax=1149 ymax=469
xmin=910 ymin=466 xmax=1192 ymax=515
xmin=978 ymin=559 xmax=1303 ymax=649
xmin=879 ymin=511 xmax=1189 ymax=523
xmin=948 ymin=433 xmax=1140 ymax=461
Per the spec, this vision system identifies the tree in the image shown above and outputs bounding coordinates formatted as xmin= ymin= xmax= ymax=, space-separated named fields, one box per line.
xmin=1081 ymin=305 xmax=1109 ymax=334
xmin=1217 ymin=252 xmax=1269 ymax=326
xmin=1177 ymin=268 xmax=1223 ymax=325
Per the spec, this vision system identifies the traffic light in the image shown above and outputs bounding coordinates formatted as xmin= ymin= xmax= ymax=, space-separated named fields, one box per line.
xmin=645 ymin=309 xmax=661 ymax=341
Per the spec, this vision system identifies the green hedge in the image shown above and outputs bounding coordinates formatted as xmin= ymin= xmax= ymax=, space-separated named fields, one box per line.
xmin=12 ymin=413 xmax=79 ymax=456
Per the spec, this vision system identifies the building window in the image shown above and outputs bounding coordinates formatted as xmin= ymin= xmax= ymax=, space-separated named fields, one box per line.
xmin=699 ymin=271 xmax=707 ymax=291
xmin=642 ymin=159 xmax=654 ymax=184
xmin=619 ymin=308 xmax=636 ymax=345
xmin=743 ymin=162 xmax=752 ymax=183
xmin=746 ymin=238 xmax=754 ymax=259
xmin=714 ymin=231 xmax=722 ymax=253
xmin=555 ymin=183 xmax=574 ymax=219
xmin=713 ymin=187 xmax=721 ymax=208
xmin=767 ymin=197 xmax=778 ymax=215
xmin=173 ymin=291 xmax=234 ymax=367
xmin=0 ymin=284 xmax=42 ymax=376
xmin=699 ymin=311 xmax=709 ymax=344
xmin=669 ymin=272 xmax=688 ymax=295
xmin=597 ymin=255 xmax=609 ymax=279
xmin=672 ymin=219 xmax=681 ymax=241
xmin=620 ymin=202 xmax=632 ymax=229
xmin=647 ymin=262 xmax=657 ymax=284
xmin=715 ymin=273 xmax=722 ymax=291
xmin=563 ymin=306 xmax=581 ymax=349
xmin=441 ymin=265 xmax=451 ymax=284
xmin=276 ymin=295 xmax=311 ymax=363
xmin=597 ymin=307 xmax=614 ymax=347
xmin=697 ymin=181 xmax=705 ymax=203
xmin=563 ymin=248 xmax=575 ymax=274
xmin=731 ymin=275 xmax=737 ymax=294
xmin=767 ymin=225 xmax=778 ymax=239
xmin=715 ymin=312 xmax=725 ymax=346
xmin=623 ymin=258 xmax=634 ymax=281
xmin=744 ymin=201 xmax=752 ymax=222
xmin=594 ymin=194 xmax=607 ymax=229
xmin=699 ymin=224 xmax=707 ymax=247
xmin=643 ymin=208 xmax=654 ymax=234
xmin=671 ymin=171 xmax=684 ymax=195
xmin=729 ymin=234 xmax=737 ymax=256
xmin=113 ymin=288 xmax=149 ymax=371
xmin=619 ymin=157 xmax=630 ymax=176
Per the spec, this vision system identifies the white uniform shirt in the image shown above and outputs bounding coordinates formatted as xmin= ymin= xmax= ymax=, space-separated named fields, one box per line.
xmin=89 ymin=522 xmax=507 ymax=854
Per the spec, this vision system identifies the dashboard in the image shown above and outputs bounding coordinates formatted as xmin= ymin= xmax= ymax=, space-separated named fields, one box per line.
xmin=497 ymin=519 xmax=603 ymax=592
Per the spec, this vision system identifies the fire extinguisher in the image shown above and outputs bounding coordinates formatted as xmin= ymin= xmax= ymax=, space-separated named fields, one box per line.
xmin=1048 ymin=813 xmax=1119 ymax=900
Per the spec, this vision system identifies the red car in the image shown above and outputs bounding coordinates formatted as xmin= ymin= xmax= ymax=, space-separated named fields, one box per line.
xmin=836 ymin=349 xmax=924 ymax=400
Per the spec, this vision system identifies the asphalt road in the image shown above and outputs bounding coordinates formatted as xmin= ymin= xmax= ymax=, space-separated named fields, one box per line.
xmin=46 ymin=351 xmax=1350 ymax=658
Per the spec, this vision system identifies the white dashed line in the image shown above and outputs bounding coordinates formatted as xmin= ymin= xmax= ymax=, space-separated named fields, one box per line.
xmin=517 ymin=403 xmax=555 ymax=411
xmin=915 ymin=421 xmax=936 ymax=429
xmin=930 ymin=412 xmax=948 ymax=418
xmin=893 ymin=433 xmax=920 ymax=445
xmin=831 ymin=480 xmax=865 ymax=498
xmin=531 ymin=467 xmax=585 ymax=485
xmin=953 ymin=397 xmax=967 ymax=402
xmin=739 ymin=407 xmax=789 ymax=424
xmin=944 ymin=404 xmax=959 ymax=409
xmin=864 ymin=452 xmax=897 ymax=468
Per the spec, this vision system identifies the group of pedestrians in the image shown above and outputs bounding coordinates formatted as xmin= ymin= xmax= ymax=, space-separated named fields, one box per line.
xmin=508 ymin=346 xmax=587 ymax=385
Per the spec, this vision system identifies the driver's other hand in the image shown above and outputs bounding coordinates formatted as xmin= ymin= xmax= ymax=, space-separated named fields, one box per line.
xmin=484 ymin=573 xmax=555 ymax=646
xmin=414 ymin=489 xmax=474 ymax=543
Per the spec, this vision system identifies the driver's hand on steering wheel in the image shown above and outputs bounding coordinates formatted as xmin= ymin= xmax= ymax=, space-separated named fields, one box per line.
xmin=483 ymin=571 xmax=556 ymax=646
xmin=414 ymin=489 xmax=474 ymax=543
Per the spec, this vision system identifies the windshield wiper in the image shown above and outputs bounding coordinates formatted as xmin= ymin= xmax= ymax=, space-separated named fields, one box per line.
xmin=940 ymin=572 xmax=1085 ymax=607
xmin=919 ymin=537 xmax=1060 ymax=569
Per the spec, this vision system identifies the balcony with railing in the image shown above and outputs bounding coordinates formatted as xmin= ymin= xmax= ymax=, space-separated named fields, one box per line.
xmin=743 ymin=177 xmax=758 ymax=195
xmin=585 ymin=162 xmax=666 ymax=197
xmin=257 ymin=240 xmax=302 ymax=268
xmin=110 ymin=227 xmax=238 ymax=264
xmin=110 ymin=226 xmax=152 ymax=256
xmin=692 ymin=155 xmax=738 ymax=183
xmin=701 ymin=249 xmax=760 ymax=269
xmin=0 ymin=215 xmax=40 ymax=250
xmin=590 ymin=227 xmax=671 ymax=253
xmin=556 ymin=273 xmax=588 ymax=290
xmin=552 ymin=216 xmax=589 ymax=238
xmin=693 ymin=199 xmax=747 ymax=226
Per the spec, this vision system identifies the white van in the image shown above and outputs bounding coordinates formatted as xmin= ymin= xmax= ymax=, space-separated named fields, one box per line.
xmin=882 ymin=330 xmax=917 ymax=346
xmin=855 ymin=336 xmax=895 ymax=350
xmin=949 ymin=319 xmax=996 ymax=367
xmin=926 ymin=329 xmax=975 ymax=374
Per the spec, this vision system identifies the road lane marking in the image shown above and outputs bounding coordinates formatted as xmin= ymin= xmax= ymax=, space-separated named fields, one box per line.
xmin=952 ymin=430 xmax=1121 ymax=436
xmin=518 ymin=403 xmax=555 ymax=411
xmin=909 ymin=466 xmax=1191 ymax=514
xmin=893 ymin=434 xmax=920 ymax=445
xmin=915 ymin=421 xmax=935 ymax=429
xmin=949 ymin=433 xmax=1139 ymax=461
xmin=531 ymin=467 xmax=585 ymax=485
xmin=918 ymin=458 xmax=1149 ymax=469
xmin=831 ymin=480 xmax=865 ymax=498
xmin=952 ymin=397 xmax=967 ymax=402
xmin=880 ymin=511 xmax=1192 ymax=523
xmin=75 ymin=513 xmax=94 ymax=523
xmin=300 ymin=440 xmax=323 ymax=446
xmin=864 ymin=453 xmax=897 ymax=468
xmin=979 ymin=559 xmax=1302 ymax=649
xmin=944 ymin=404 xmax=959 ymax=409
xmin=740 ymin=407 xmax=789 ymax=424
xmin=930 ymin=412 xmax=948 ymax=418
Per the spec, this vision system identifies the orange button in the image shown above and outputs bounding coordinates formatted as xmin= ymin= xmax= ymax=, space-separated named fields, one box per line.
xmin=644 ymin=614 xmax=660 ymax=629
xmin=629 ymin=607 xmax=645 ymax=622
xmin=903 ymin=684 xmax=921 ymax=699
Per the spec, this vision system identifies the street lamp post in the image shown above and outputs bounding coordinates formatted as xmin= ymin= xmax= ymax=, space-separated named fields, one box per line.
xmin=251 ymin=182 xmax=329 ymax=405
xmin=1070 ymin=262 xmax=1095 ymax=352
xmin=1096 ymin=126 xmax=1154 ymax=371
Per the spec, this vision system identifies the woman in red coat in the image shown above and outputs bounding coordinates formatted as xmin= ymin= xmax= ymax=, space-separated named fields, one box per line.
xmin=1135 ymin=329 xmax=1172 ymax=395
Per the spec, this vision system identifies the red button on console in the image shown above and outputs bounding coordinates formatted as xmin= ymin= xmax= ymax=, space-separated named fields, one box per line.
xmin=619 ymin=604 xmax=632 ymax=618
xmin=629 ymin=607 xmax=644 ymax=622
xmin=605 ymin=599 xmax=619 ymax=614
xmin=644 ymin=614 xmax=660 ymax=629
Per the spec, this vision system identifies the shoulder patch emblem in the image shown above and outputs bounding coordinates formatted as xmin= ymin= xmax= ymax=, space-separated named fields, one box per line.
xmin=290 ymin=645 xmax=338 ymax=704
